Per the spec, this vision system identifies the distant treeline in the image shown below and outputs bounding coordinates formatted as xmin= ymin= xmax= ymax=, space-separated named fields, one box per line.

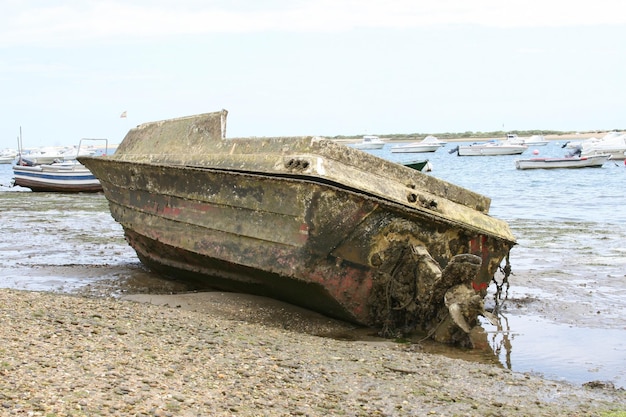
xmin=330 ymin=129 xmax=619 ymax=141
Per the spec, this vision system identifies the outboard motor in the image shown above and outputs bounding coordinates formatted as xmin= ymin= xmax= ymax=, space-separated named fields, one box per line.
xmin=566 ymin=146 xmax=582 ymax=158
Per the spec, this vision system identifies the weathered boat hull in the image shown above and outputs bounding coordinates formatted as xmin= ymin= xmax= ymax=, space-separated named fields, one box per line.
xmin=80 ymin=110 xmax=516 ymax=345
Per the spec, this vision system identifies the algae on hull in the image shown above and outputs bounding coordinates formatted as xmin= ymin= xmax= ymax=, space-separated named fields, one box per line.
xmin=80 ymin=109 xmax=515 ymax=346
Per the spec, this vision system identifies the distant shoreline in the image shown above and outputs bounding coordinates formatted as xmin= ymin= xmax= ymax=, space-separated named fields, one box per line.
xmin=9 ymin=131 xmax=609 ymax=150
xmin=334 ymin=131 xmax=606 ymax=144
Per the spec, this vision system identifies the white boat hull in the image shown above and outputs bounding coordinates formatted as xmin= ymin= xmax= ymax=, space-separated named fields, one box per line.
xmin=458 ymin=144 xmax=527 ymax=156
xmin=353 ymin=143 xmax=385 ymax=150
xmin=391 ymin=144 xmax=441 ymax=153
xmin=352 ymin=135 xmax=385 ymax=150
xmin=522 ymin=135 xmax=549 ymax=146
xmin=12 ymin=163 xmax=102 ymax=192
xmin=515 ymin=154 xmax=610 ymax=170
xmin=582 ymin=149 xmax=626 ymax=160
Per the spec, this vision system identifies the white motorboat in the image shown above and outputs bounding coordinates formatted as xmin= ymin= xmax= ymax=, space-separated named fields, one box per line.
xmin=18 ymin=146 xmax=65 ymax=165
xmin=391 ymin=136 xmax=446 ymax=153
xmin=58 ymin=144 xmax=100 ymax=160
xmin=451 ymin=140 xmax=528 ymax=156
xmin=351 ymin=135 xmax=385 ymax=150
xmin=0 ymin=149 xmax=17 ymax=164
xmin=523 ymin=135 xmax=549 ymax=146
xmin=502 ymin=134 xmax=548 ymax=147
xmin=515 ymin=154 xmax=611 ymax=170
xmin=579 ymin=132 xmax=626 ymax=160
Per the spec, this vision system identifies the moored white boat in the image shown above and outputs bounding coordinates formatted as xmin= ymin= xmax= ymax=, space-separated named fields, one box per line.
xmin=351 ymin=135 xmax=385 ymax=150
xmin=18 ymin=146 xmax=65 ymax=165
xmin=391 ymin=136 xmax=446 ymax=153
xmin=506 ymin=134 xmax=549 ymax=147
xmin=523 ymin=135 xmax=550 ymax=146
xmin=12 ymin=160 xmax=103 ymax=192
xmin=451 ymin=140 xmax=528 ymax=156
xmin=515 ymin=154 xmax=610 ymax=170
xmin=58 ymin=144 xmax=100 ymax=160
xmin=0 ymin=149 xmax=17 ymax=164
xmin=12 ymin=138 xmax=108 ymax=192
xmin=579 ymin=132 xmax=626 ymax=160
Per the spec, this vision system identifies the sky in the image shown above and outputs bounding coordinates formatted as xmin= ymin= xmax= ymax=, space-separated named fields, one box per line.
xmin=1 ymin=0 xmax=625 ymax=149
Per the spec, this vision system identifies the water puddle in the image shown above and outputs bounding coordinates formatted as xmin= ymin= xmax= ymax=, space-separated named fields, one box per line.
xmin=479 ymin=314 xmax=626 ymax=387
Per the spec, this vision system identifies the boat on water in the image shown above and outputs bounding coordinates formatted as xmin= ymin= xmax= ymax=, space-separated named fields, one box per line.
xmin=79 ymin=110 xmax=516 ymax=346
xmin=13 ymin=161 xmax=103 ymax=192
xmin=13 ymin=139 xmax=107 ymax=192
xmin=515 ymin=154 xmax=610 ymax=170
xmin=515 ymin=146 xmax=611 ymax=170
xmin=391 ymin=136 xmax=446 ymax=153
xmin=523 ymin=135 xmax=549 ymax=146
xmin=0 ymin=149 xmax=17 ymax=164
xmin=508 ymin=134 xmax=550 ymax=147
xmin=579 ymin=132 xmax=626 ymax=160
xmin=401 ymin=159 xmax=432 ymax=172
xmin=450 ymin=140 xmax=528 ymax=156
xmin=351 ymin=135 xmax=385 ymax=150
xmin=18 ymin=146 xmax=66 ymax=165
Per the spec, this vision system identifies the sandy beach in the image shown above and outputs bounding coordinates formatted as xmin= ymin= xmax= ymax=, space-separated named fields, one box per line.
xmin=1 ymin=288 xmax=624 ymax=416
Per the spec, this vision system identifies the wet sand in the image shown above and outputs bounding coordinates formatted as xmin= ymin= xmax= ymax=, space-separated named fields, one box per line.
xmin=1 ymin=288 xmax=624 ymax=416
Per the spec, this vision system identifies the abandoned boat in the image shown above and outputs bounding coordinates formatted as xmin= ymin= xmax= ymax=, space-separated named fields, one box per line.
xmin=79 ymin=110 xmax=516 ymax=346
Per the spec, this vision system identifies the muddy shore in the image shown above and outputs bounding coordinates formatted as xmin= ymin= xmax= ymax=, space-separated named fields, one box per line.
xmin=1 ymin=288 xmax=624 ymax=416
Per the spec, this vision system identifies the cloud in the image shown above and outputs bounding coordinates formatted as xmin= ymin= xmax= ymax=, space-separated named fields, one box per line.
xmin=1 ymin=0 xmax=625 ymax=47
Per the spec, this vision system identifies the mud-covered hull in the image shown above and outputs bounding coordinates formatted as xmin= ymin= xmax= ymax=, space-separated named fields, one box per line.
xmin=80 ymin=110 xmax=515 ymax=344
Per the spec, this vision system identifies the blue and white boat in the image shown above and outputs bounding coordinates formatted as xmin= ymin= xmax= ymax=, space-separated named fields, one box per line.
xmin=12 ymin=138 xmax=107 ymax=192
xmin=13 ymin=160 xmax=102 ymax=192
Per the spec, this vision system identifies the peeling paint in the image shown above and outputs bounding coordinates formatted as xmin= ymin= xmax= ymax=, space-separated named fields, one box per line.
xmin=80 ymin=110 xmax=516 ymax=346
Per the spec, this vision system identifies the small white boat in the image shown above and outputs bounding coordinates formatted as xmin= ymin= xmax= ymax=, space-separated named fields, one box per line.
xmin=452 ymin=141 xmax=528 ymax=156
xmin=12 ymin=160 xmax=103 ymax=192
xmin=515 ymin=154 xmax=611 ymax=170
xmin=58 ymin=144 xmax=99 ymax=160
xmin=18 ymin=146 xmax=66 ymax=165
xmin=502 ymin=134 xmax=548 ymax=147
xmin=352 ymin=135 xmax=385 ymax=150
xmin=579 ymin=132 xmax=626 ymax=160
xmin=13 ymin=138 xmax=108 ymax=192
xmin=0 ymin=149 xmax=17 ymax=164
xmin=523 ymin=135 xmax=550 ymax=146
xmin=391 ymin=136 xmax=446 ymax=153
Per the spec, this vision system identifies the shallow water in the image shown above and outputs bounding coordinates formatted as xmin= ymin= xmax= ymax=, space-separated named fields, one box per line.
xmin=1 ymin=142 xmax=625 ymax=388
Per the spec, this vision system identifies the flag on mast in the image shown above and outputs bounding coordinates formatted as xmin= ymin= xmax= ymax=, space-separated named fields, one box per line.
xmin=120 ymin=111 xmax=127 ymax=118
